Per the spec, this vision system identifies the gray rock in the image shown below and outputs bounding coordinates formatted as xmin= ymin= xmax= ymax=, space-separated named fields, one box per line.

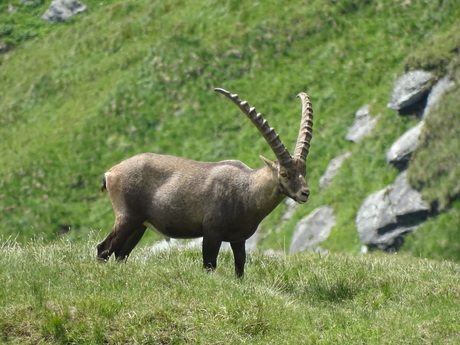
xmin=319 ymin=152 xmax=351 ymax=189
xmin=422 ymin=76 xmax=454 ymax=119
xmin=0 ymin=44 xmax=12 ymax=54
xmin=357 ymin=171 xmax=429 ymax=252
xmin=290 ymin=206 xmax=335 ymax=253
xmin=390 ymin=172 xmax=429 ymax=219
xmin=387 ymin=70 xmax=434 ymax=112
xmin=345 ymin=105 xmax=380 ymax=142
xmin=357 ymin=189 xmax=395 ymax=245
xmin=42 ymin=0 xmax=87 ymax=22
xmin=282 ymin=198 xmax=298 ymax=221
xmin=386 ymin=121 xmax=424 ymax=170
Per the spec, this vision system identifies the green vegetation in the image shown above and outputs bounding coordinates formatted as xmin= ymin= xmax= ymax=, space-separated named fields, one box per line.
xmin=1 ymin=237 xmax=459 ymax=344
xmin=407 ymin=83 xmax=460 ymax=211
xmin=404 ymin=202 xmax=460 ymax=262
xmin=1 ymin=2 xmax=459 ymax=341
xmin=0 ymin=0 xmax=51 ymax=50
xmin=0 ymin=2 xmax=459 ymax=254
xmin=405 ymin=22 xmax=460 ymax=211
xmin=0 ymin=0 xmax=116 ymax=51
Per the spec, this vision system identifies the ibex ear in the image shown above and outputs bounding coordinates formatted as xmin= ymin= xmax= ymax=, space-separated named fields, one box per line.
xmin=260 ymin=155 xmax=277 ymax=171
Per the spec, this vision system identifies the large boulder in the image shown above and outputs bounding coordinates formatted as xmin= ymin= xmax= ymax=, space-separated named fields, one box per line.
xmin=345 ymin=105 xmax=380 ymax=143
xmin=386 ymin=121 xmax=424 ymax=170
xmin=319 ymin=152 xmax=351 ymax=189
xmin=356 ymin=171 xmax=429 ymax=252
xmin=387 ymin=70 xmax=434 ymax=113
xmin=42 ymin=0 xmax=87 ymax=22
xmin=422 ymin=76 xmax=455 ymax=119
xmin=290 ymin=206 xmax=335 ymax=253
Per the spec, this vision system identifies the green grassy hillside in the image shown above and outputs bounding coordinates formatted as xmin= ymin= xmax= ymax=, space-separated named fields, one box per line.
xmin=0 ymin=0 xmax=459 ymax=260
xmin=1 ymin=238 xmax=459 ymax=344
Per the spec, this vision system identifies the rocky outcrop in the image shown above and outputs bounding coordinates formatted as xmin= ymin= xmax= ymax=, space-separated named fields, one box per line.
xmin=387 ymin=70 xmax=434 ymax=113
xmin=319 ymin=152 xmax=351 ymax=189
xmin=353 ymin=70 xmax=449 ymax=252
xmin=42 ymin=0 xmax=87 ymax=22
xmin=422 ymin=76 xmax=454 ymax=118
xmin=356 ymin=172 xmax=428 ymax=252
xmin=386 ymin=121 xmax=424 ymax=170
xmin=345 ymin=105 xmax=379 ymax=142
xmin=290 ymin=206 xmax=335 ymax=253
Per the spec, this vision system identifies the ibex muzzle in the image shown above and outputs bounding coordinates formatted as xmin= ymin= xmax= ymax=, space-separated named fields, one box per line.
xmin=97 ymin=88 xmax=314 ymax=277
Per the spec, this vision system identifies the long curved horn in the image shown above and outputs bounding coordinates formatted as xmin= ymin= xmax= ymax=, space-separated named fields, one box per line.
xmin=215 ymin=88 xmax=293 ymax=166
xmin=293 ymin=92 xmax=313 ymax=163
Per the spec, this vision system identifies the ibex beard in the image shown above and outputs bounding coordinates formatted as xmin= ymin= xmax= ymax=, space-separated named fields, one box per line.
xmin=97 ymin=88 xmax=313 ymax=278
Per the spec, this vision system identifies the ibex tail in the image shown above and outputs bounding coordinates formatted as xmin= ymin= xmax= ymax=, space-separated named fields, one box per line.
xmin=101 ymin=174 xmax=107 ymax=192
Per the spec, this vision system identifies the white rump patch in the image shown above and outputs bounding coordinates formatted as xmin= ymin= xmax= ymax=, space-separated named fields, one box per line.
xmin=104 ymin=172 xmax=110 ymax=189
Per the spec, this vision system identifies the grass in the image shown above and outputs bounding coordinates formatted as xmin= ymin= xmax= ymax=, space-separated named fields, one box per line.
xmin=0 ymin=0 xmax=117 ymax=50
xmin=1 ymin=1 xmax=459 ymax=343
xmin=0 ymin=0 xmax=459 ymax=259
xmin=1 ymin=236 xmax=459 ymax=344
xmin=403 ymin=201 xmax=460 ymax=262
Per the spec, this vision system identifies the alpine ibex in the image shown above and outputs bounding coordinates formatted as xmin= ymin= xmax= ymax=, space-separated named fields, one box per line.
xmin=97 ymin=88 xmax=314 ymax=277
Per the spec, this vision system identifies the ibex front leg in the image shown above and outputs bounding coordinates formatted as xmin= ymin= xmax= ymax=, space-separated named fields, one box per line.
xmin=230 ymin=241 xmax=246 ymax=278
xmin=202 ymin=234 xmax=222 ymax=273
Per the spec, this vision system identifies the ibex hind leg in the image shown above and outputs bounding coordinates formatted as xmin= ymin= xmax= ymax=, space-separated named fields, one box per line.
xmin=115 ymin=225 xmax=147 ymax=261
xmin=97 ymin=216 xmax=144 ymax=262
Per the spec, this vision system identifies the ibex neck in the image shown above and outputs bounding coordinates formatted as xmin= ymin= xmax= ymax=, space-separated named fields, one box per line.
xmin=250 ymin=165 xmax=285 ymax=217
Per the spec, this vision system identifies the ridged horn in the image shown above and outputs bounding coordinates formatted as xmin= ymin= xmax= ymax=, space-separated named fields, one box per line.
xmin=293 ymin=92 xmax=313 ymax=163
xmin=215 ymin=88 xmax=293 ymax=166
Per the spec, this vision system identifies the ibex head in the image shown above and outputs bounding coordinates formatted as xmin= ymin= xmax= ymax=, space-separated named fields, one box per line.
xmin=214 ymin=89 xmax=313 ymax=204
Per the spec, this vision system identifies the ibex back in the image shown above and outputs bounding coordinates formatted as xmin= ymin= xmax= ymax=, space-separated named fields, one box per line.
xmin=97 ymin=88 xmax=314 ymax=277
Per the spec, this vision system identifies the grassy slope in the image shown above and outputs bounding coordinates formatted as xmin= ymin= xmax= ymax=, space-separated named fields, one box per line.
xmin=1 ymin=238 xmax=459 ymax=344
xmin=0 ymin=0 xmax=459 ymax=261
